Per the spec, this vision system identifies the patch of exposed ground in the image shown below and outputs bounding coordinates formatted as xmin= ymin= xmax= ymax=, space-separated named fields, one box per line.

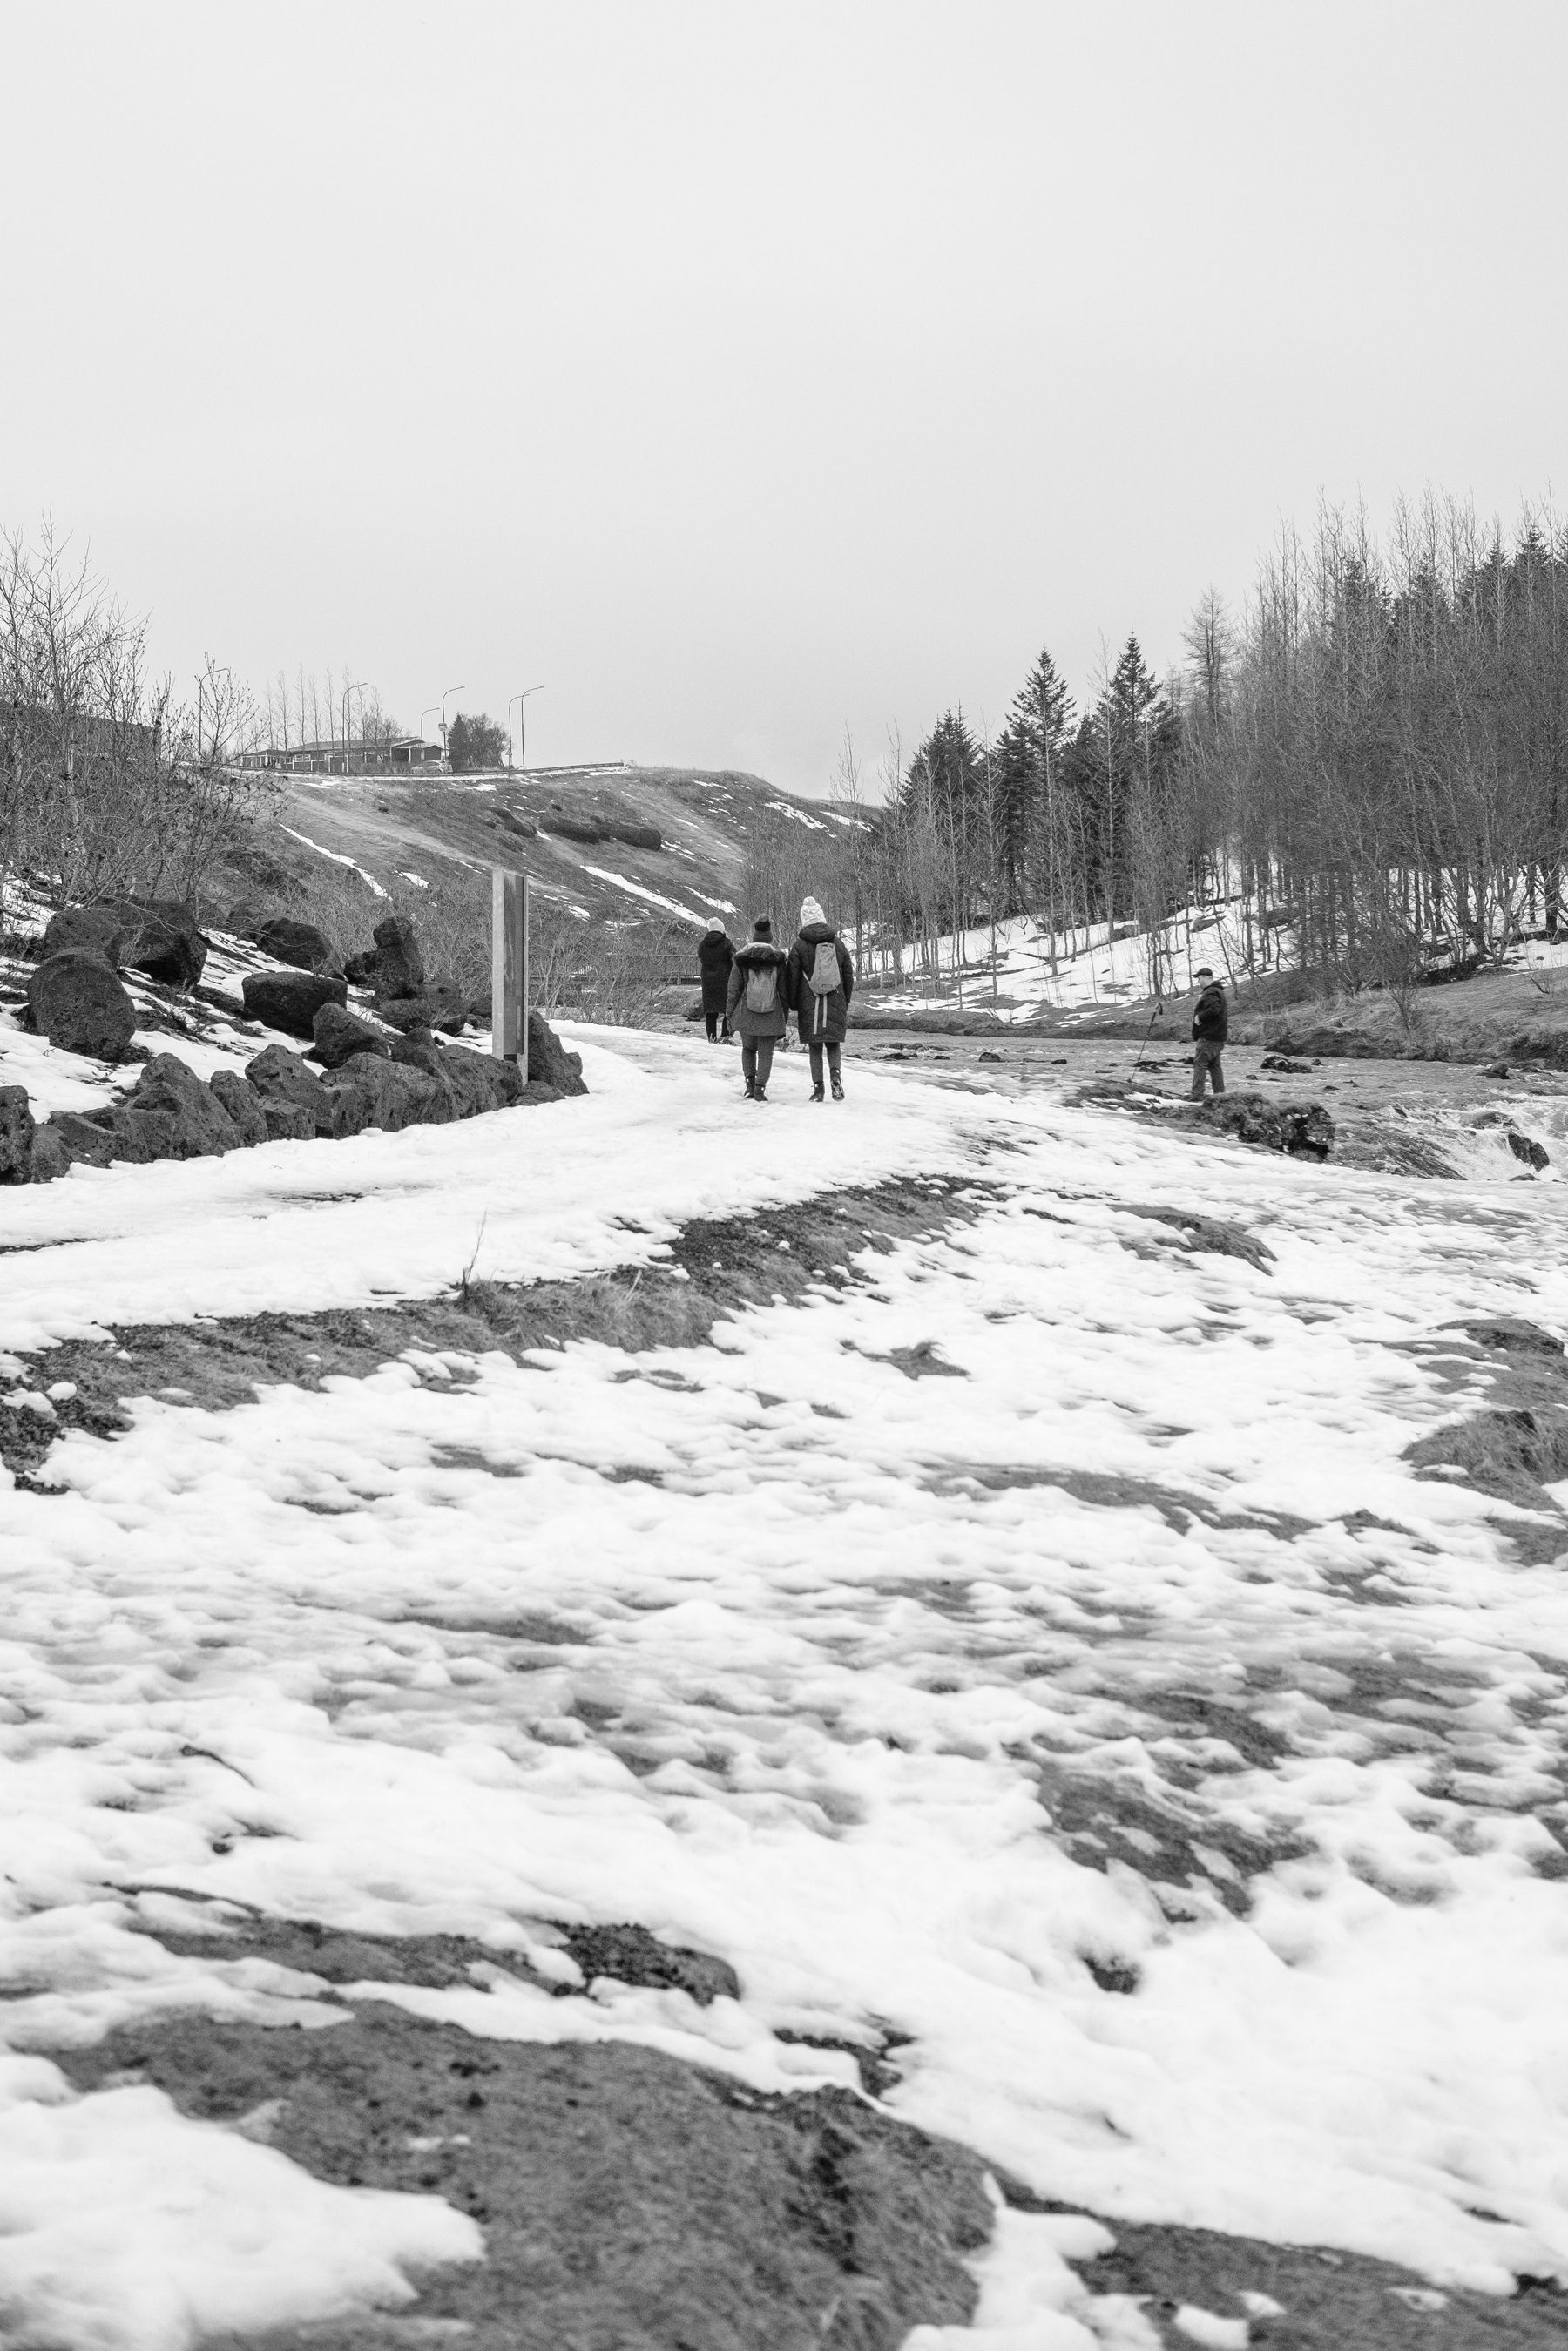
xmin=59 ymin=2002 xmax=991 ymax=2351
xmin=1403 ymin=1316 xmax=1568 ymax=1537
xmin=55 ymin=1938 xmax=1568 ymax=2349
xmin=997 ymin=2185 xmax=1568 ymax=2348
xmin=0 ymin=1176 xmax=1000 ymax=1488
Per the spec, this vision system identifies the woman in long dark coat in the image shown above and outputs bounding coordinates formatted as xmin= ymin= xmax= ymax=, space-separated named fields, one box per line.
xmin=697 ymin=917 xmax=734 ymax=1042
xmin=724 ymin=915 xmax=789 ymax=1100
xmin=786 ymin=896 xmax=855 ymax=1100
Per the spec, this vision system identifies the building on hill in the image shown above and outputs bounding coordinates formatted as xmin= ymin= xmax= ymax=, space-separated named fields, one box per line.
xmin=238 ymin=737 xmax=443 ymax=775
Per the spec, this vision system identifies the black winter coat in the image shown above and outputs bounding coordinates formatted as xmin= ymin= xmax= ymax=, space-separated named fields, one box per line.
xmin=1192 ymin=982 xmax=1228 ymax=1045
xmin=787 ymin=922 xmax=855 ymax=1043
xmin=725 ymin=941 xmax=789 ymax=1038
xmin=697 ymin=929 xmax=734 ymax=1013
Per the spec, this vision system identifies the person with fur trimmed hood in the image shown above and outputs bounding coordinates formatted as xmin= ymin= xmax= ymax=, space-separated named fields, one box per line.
xmin=725 ymin=915 xmax=790 ymax=1101
xmin=697 ymin=916 xmax=735 ymax=1042
xmin=787 ymin=896 xmax=855 ymax=1101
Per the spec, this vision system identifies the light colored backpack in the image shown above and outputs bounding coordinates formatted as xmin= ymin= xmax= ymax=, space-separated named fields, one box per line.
xmin=807 ymin=939 xmax=841 ymax=995
xmin=744 ymin=961 xmax=779 ymax=1014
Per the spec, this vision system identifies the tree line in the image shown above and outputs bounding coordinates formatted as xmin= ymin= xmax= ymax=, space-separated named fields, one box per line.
xmin=805 ymin=491 xmax=1568 ymax=1006
xmin=0 ymin=524 xmax=267 ymax=916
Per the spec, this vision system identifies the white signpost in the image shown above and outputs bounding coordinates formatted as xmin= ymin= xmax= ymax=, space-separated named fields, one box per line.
xmin=490 ymin=867 xmax=530 ymax=1078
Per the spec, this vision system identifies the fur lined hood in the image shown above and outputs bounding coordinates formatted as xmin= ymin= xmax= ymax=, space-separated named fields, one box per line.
xmin=734 ymin=940 xmax=787 ymax=966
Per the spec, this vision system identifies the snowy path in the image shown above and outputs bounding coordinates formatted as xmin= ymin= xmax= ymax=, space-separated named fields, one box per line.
xmin=5 ymin=1031 xmax=1568 ymax=2342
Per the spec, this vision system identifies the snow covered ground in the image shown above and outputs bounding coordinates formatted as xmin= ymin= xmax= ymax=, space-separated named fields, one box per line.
xmin=5 ymin=1030 xmax=1568 ymax=2343
xmin=863 ymin=903 xmax=1259 ymax=1023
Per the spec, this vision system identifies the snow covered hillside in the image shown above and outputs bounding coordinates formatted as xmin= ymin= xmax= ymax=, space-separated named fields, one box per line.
xmin=4 ymin=1035 xmax=1568 ymax=2344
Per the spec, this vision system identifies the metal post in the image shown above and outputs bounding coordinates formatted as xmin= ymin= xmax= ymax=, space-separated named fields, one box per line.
xmin=491 ymin=867 xmax=530 ymax=1076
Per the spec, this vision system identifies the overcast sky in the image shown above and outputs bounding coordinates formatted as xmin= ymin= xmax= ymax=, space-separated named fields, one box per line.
xmin=3 ymin=1 xmax=1564 ymax=794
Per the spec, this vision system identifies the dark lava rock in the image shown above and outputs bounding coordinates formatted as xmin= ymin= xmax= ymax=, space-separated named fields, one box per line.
xmin=0 ymin=1085 xmax=35 ymax=1183
xmin=372 ymin=911 xmax=424 ymax=997
xmin=207 ymin=1069 xmax=270 ymax=1147
xmin=497 ymin=807 xmax=537 ymax=839
xmin=377 ymin=983 xmax=469 ymax=1037
xmin=540 ymin=810 xmax=605 ymax=844
xmin=241 ymin=969 xmax=348 ymax=1039
xmin=27 ymin=952 xmax=139 ymax=1059
xmin=390 ymin=1036 xmax=523 ymax=1117
xmin=1260 ymin=1052 xmax=1315 ymax=1074
xmin=1197 ymin=1091 xmax=1334 ymax=1159
xmin=1508 ymin=1130 xmax=1551 ymax=1171
xmin=342 ymin=946 xmax=380 ymax=984
xmin=253 ymin=916 xmax=344 ymax=977
xmin=555 ymin=1920 xmax=739 ymax=2006
xmin=27 ymin=1123 xmax=72 ymax=1183
xmin=116 ymin=1053 xmax=243 ymax=1159
xmin=47 ymin=1107 xmax=151 ymax=1167
xmin=118 ymin=899 xmax=208 ymax=989
xmin=244 ymin=1043 xmax=335 ymax=1139
xmin=41 ymin=904 xmax=137 ymax=965
xmin=527 ymin=1010 xmax=587 ymax=1096
xmin=311 ymin=1001 xmax=391 ymax=1070
xmin=605 ymin=819 xmax=662 ymax=852
xmin=321 ymin=1057 xmax=449 ymax=1136
xmin=63 ymin=2010 xmax=990 ymax=2351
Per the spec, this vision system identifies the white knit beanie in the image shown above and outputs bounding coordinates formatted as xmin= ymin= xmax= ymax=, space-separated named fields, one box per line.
xmin=706 ymin=915 xmax=725 ymax=932
xmin=800 ymin=896 xmax=827 ymax=928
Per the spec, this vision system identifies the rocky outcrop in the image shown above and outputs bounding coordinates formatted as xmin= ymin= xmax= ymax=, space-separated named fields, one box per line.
xmin=118 ymin=901 xmax=207 ymax=989
xmin=342 ymin=947 xmax=380 ymax=984
xmin=41 ymin=905 xmax=137 ymax=965
xmin=311 ymin=1002 xmax=391 ymax=1070
xmin=321 ymin=1058 xmax=449 ymax=1137
xmin=48 ymin=1109 xmax=141 ymax=1166
xmin=40 ymin=899 xmax=208 ymax=988
xmin=28 ymin=952 xmax=139 ymax=1060
xmin=392 ymin=1034 xmax=524 ymax=1117
xmin=14 ymin=1019 xmax=585 ymax=1179
xmin=539 ymin=811 xmax=662 ymax=852
xmin=254 ymin=916 xmax=344 ymax=977
xmin=245 ymin=1044 xmax=335 ymax=1138
xmin=27 ymin=1125 xmax=71 ymax=1183
xmin=372 ymin=912 xmax=424 ymax=998
xmin=526 ymin=1009 xmax=588 ymax=1097
xmin=0 ymin=1086 xmax=35 ymax=1184
xmin=1196 ymin=1092 xmax=1334 ymax=1160
xmin=376 ymin=983 xmax=468 ymax=1037
xmin=113 ymin=1054 xmax=244 ymax=1159
xmin=208 ymin=1068 xmax=270 ymax=1146
xmin=241 ymin=969 xmax=348 ymax=1038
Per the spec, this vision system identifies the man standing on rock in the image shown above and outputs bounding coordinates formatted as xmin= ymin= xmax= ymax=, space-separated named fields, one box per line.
xmin=1190 ymin=964 xmax=1227 ymax=1098
xmin=698 ymin=917 xmax=735 ymax=1044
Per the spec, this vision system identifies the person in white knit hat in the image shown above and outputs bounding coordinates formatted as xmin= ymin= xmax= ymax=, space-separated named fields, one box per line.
xmin=786 ymin=896 xmax=855 ymax=1101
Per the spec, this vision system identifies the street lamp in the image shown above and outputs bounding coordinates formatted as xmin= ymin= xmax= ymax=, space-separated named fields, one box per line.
xmin=196 ymin=664 xmax=233 ymax=764
xmin=419 ymin=704 xmax=442 ymax=740
xmin=440 ymin=684 xmax=465 ymax=766
xmin=341 ymin=679 xmax=368 ymax=774
xmin=509 ymin=686 xmax=544 ymax=772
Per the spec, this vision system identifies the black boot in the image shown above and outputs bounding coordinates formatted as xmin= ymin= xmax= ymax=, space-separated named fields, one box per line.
xmin=743 ymin=1078 xmax=755 ymax=1098
xmin=830 ymin=1075 xmax=844 ymax=1100
xmin=754 ymin=1086 xmax=768 ymax=1103
xmin=810 ymin=1085 xmax=825 ymax=1101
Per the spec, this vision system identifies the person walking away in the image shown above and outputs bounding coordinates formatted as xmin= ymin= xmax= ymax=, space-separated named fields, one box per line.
xmin=787 ymin=896 xmax=855 ymax=1100
xmin=698 ymin=917 xmax=735 ymax=1043
xmin=726 ymin=915 xmax=789 ymax=1100
xmin=1190 ymin=964 xmax=1228 ymax=1098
